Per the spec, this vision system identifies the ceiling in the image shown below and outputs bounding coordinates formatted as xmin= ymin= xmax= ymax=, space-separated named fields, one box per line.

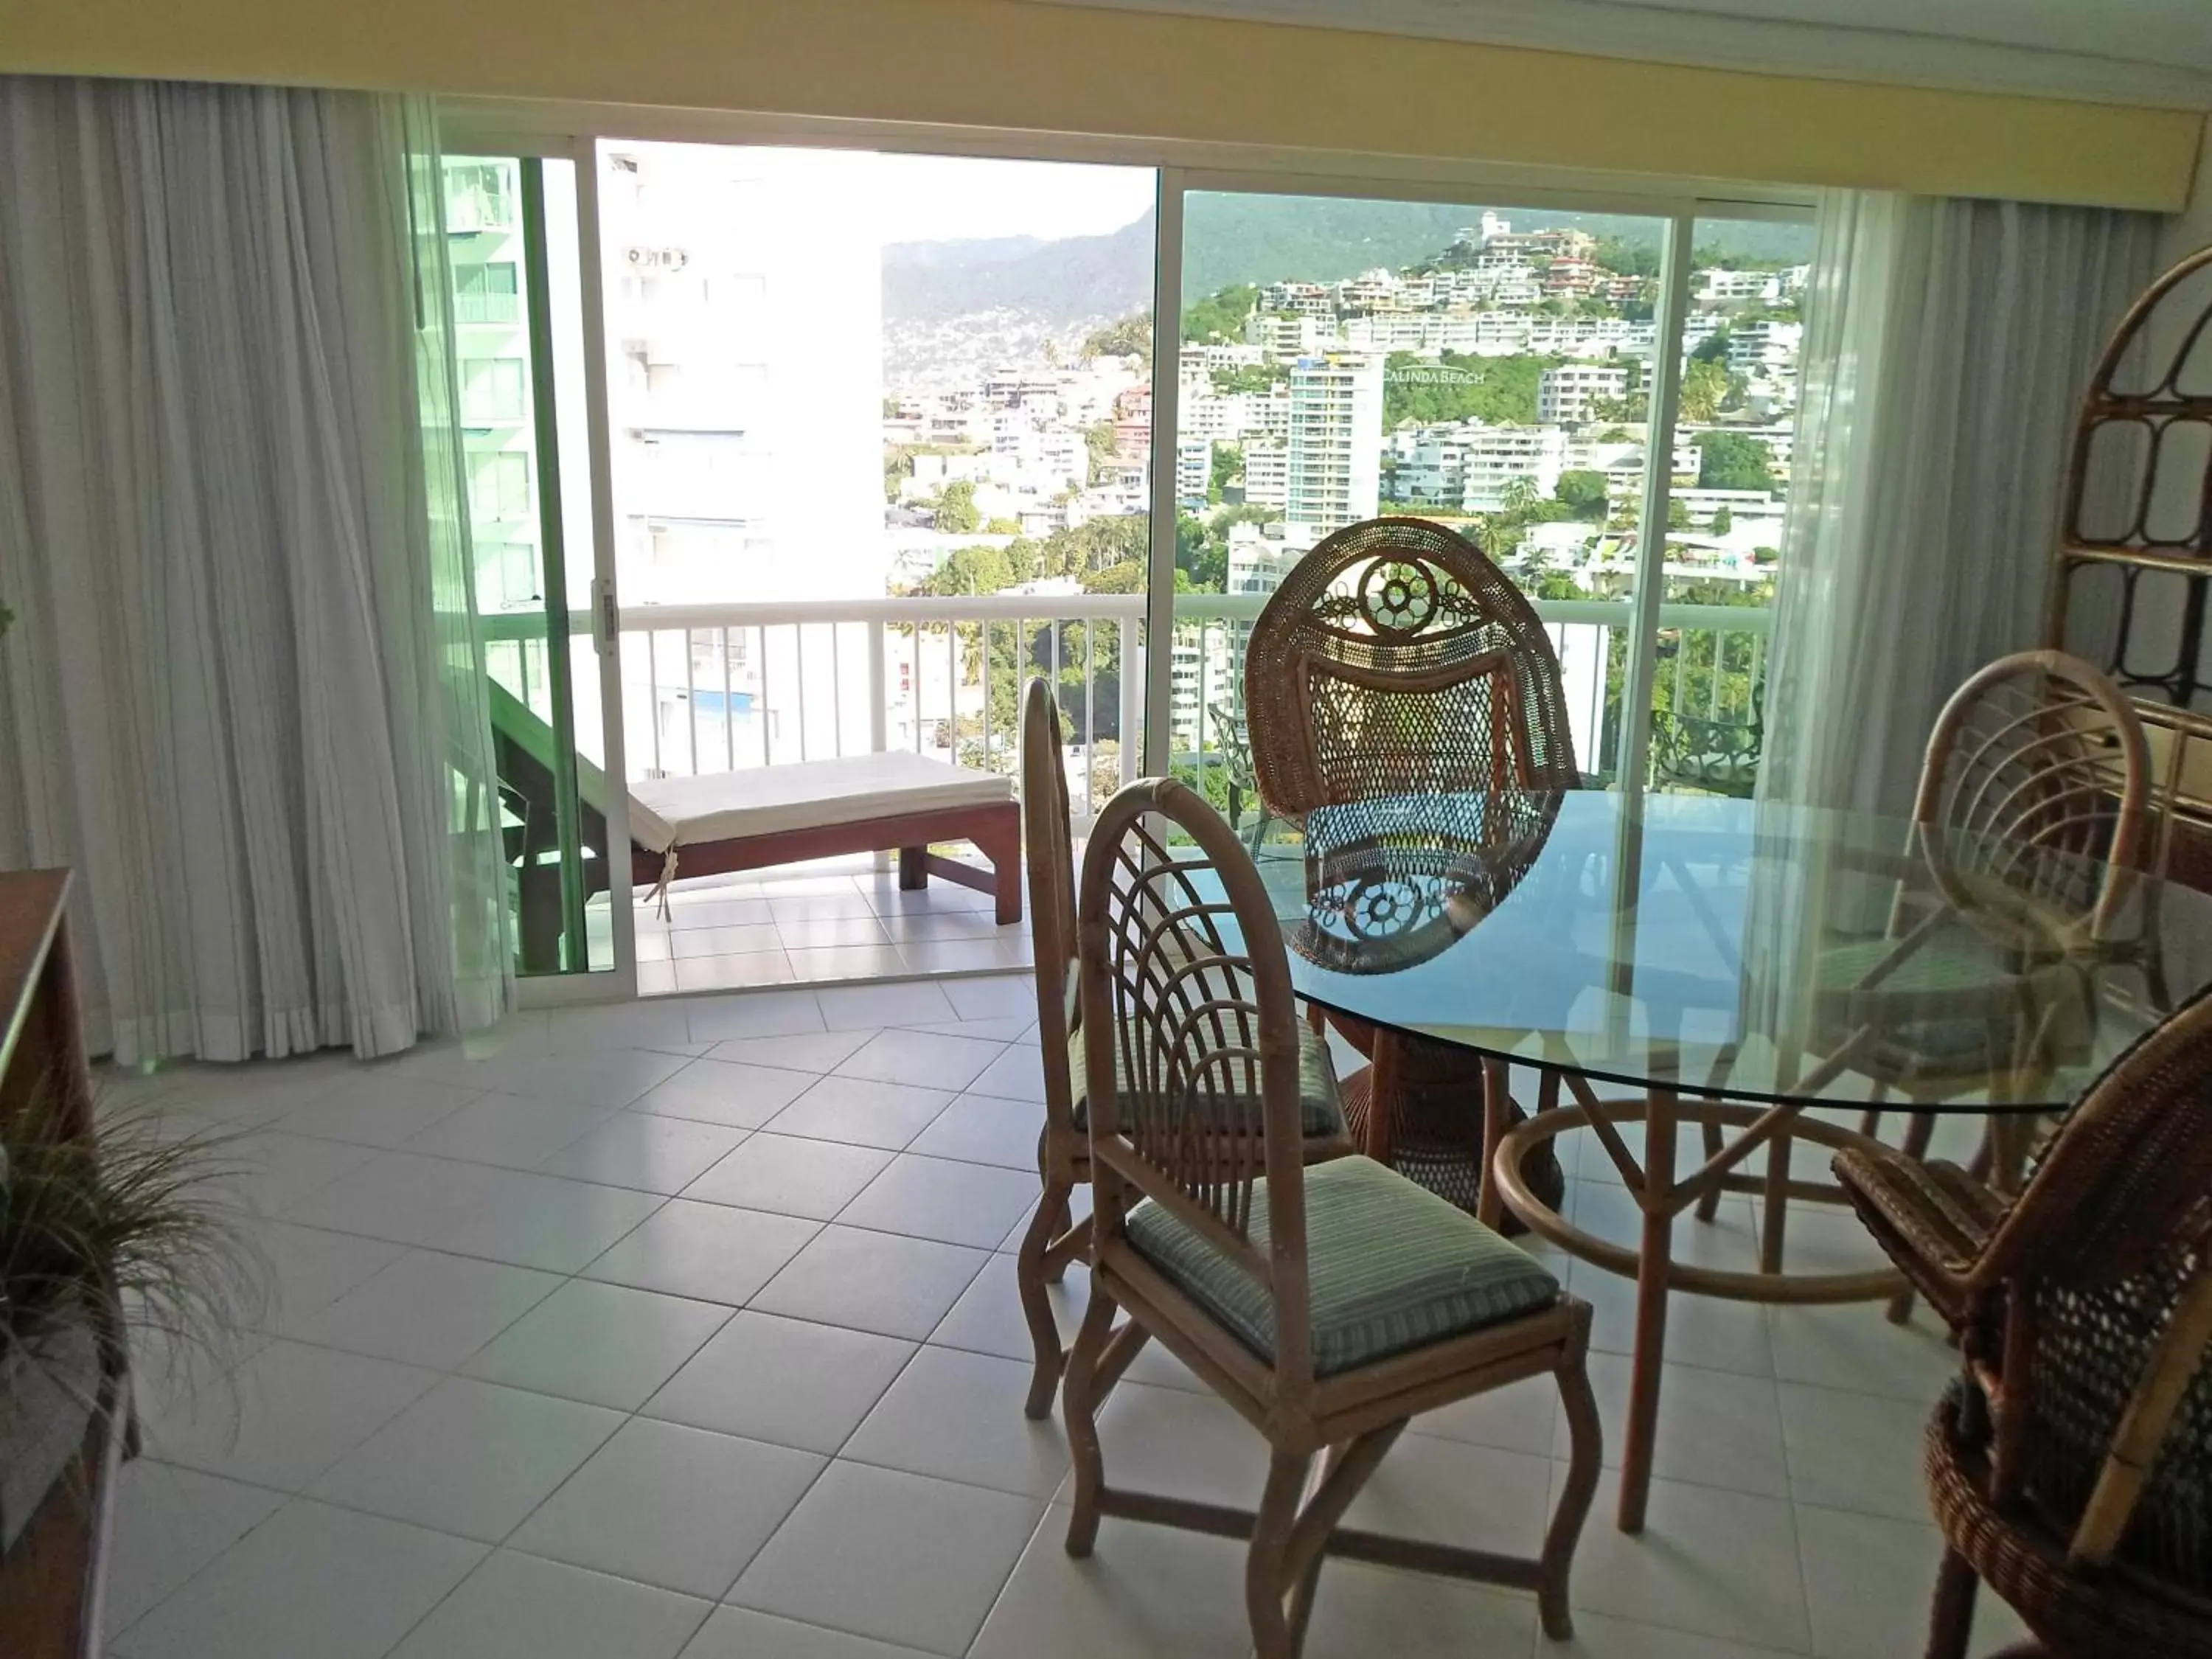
xmin=1035 ymin=0 xmax=2212 ymax=106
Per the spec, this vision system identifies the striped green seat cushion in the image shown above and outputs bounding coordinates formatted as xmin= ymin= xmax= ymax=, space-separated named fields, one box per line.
xmin=1818 ymin=932 xmax=2019 ymax=1062
xmin=1816 ymin=933 xmax=2011 ymax=996
xmin=1124 ymin=1155 xmax=1560 ymax=1377
xmin=1070 ymin=1016 xmax=1346 ymax=1141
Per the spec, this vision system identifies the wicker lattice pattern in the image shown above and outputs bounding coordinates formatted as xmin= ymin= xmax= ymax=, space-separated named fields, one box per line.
xmin=2053 ymin=248 xmax=2212 ymax=710
xmin=1082 ymin=785 xmax=1291 ymax=1239
xmin=1927 ymin=1389 xmax=2212 ymax=1657
xmin=1840 ymin=984 xmax=2212 ymax=1652
xmin=2021 ymin=1243 xmax=2212 ymax=1596
xmin=1293 ymin=791 xmax=1563 ymax=977
xmin=1244 ymin=518 xmax=1580 ymax=813
xmin=1913 ymin=650 xmax=2150 ymax=943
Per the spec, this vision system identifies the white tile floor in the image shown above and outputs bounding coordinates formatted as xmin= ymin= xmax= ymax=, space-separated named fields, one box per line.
xmin=616 ymin=860 xmax=1032 ymax=995
xmin=100 ymin=977 xmax=2032 ymax=1659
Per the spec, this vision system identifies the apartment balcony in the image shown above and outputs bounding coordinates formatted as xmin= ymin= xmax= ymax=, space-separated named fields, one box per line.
xmin=485 ymin=589 xmax=1771 ymax=997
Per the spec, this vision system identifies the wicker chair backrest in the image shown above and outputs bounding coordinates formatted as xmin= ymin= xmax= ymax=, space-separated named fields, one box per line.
xmin=1243 ymin=518 xmax=1579 ymax=814
xmin=1074 ymin=776 xmax=1317 ymax=1384
xmin=1913 ymin=650 xmax=2151 ymax=944
xmin=1978 ymin=986 xmax=2212 ymax=1294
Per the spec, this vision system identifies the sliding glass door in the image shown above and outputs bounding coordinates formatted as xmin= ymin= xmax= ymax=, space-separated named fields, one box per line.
xmin=1643 ymin=212 xmax=1816 ymax=800
xmin=442 ymin=147 xmax=633 ymax=992
xmin=1150 ymin=177 xmax=1812 ymax=809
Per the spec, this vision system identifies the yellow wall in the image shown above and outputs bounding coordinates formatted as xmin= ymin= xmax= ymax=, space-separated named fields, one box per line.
xmin=0 ymin=0 xmax=2199 ymax=211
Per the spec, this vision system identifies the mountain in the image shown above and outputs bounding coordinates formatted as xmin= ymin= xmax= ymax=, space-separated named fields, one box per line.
xmin=881 ymin=198 xmax=1812 ymax=327
xmin=883 ymin=216 xmax=1153 ymax=326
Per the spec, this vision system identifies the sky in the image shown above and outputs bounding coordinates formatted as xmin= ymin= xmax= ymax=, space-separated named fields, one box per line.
xmin=867 ymin=152 xmax=1155 ymax=244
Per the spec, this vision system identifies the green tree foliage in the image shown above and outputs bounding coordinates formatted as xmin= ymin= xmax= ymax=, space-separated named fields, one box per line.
xmin=1554 ymin=470 xmax=1609 ymax=521
xmin=1082 ymin=311 xmax=1152 ymax=366
xmin=1083 ymin=420 xmax=1119 ymax=482
xmin=905 ymin=515 xmax=1157 ymax=753
xmin=1475 ymin=475 xmax=1572 ymax=563
xmin=1590 ymin=237 xmax=1662 ymax=277
xmin=1381 ymin=352 xmax=1557 ymax=427
xmin=1207 ymin=364 xmax=1281 ymax=396
xmin=1690 ymin=329 xmax=1732 ymax=364
xmin=933 ymin=479 xmax=981 ymax=535
xmin=1678 ymin=358 xmax=1731 ymax=422
xmin=1183 ymin=284 xmax=1261 ymax=344
xmin=1710 ymin=504 xmax=1733 ymax=536
xmin=1694 ymin=431 xmax=1777 ymax=493
xmin=984 ymin=516 xmax=1022 ymax=535
xmin=1209 ymin=443 xmax=1243 ymax=504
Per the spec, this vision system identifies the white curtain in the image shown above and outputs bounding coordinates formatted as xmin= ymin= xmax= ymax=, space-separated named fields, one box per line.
xmin=0 ymin=78 xmax=512 ymax=1063
xmin=1758 ymin=192 xmax=2160 ymax=821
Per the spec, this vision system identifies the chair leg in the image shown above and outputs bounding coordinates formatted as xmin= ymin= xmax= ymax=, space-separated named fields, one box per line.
xmin=1886 ymin=1113 xmax=1938 ymax=1324
xmin=1694 ymin=1116 xmax=1726 ymax=1222
xmin=1062 ymin=1287 xmax=1119 ymax=1558
xmin=1925 ymin=1546 xmax=1980 ymax=1659
xmin=1857 ymin=1078 xmax=1891 ymax=1141
xmin=1545 ymin=1344 xmax=1603 ymax=1640
xmin=1245 ymin=1450 xmax=1313 ymax=1659
xmin=1018 ymin=1177 xmax=1076 ymax=1420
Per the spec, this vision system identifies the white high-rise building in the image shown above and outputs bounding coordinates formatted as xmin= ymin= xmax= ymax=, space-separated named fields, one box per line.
xmin=1538 ymin=364 xmax=1630 ymax=426
xmin=1176 ymin=435 xmax=1214 ymax=510
xmin=1459 ymin=425 xmax=1571 ymax=512
xmin=1284 ymin=355 xmax=1384 ymax=535
xmin=602 ymin=144 xmax=881 ymax=608
xmin=599 ymin=144 xmax=883 ymax=771
xmin=1242 ymin=439 xmax=1289 ymax=511
xmin=442 ymin=157 xmax=541 ymax=615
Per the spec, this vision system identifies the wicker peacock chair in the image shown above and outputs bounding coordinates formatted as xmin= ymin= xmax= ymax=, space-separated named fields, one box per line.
xmin=1834 ymin=987 xmax=2212 ymax=1658
xmin=1242 ymin=517 xmax=1580 ymax=1219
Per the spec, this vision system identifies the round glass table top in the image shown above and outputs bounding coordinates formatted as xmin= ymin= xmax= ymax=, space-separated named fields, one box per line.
xmin=1256 ymin=790 xmax=2212 ymax=1113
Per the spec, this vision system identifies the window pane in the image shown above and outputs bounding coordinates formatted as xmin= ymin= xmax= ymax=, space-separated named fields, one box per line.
xmin=444 ymin=155 xmax=611 ymax=976
xmin=1645 ymin=215 xmax=1815 ymax=801
xmin=1173 ymin=193 xmax=1671 ymax=819
xmin=598 ymin=141 xmax=1155 ymax=804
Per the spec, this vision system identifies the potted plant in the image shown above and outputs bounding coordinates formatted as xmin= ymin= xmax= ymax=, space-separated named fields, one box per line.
xmin=0 ymin=1083 xmax=258 ymax=1655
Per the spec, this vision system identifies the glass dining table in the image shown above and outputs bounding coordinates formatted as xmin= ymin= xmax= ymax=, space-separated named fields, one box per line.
xmin=1253 ymin=787 xmax=2212 ymax=1532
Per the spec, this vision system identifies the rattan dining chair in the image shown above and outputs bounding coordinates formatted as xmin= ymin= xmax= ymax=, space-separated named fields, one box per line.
xmin=1832 ymin=986 xmax=2212 ymax=1658
xmin=1014 ymin=679 xmax=1350 ymax=1419
xmin=1062 ymin=776 xmax=1601 ymax=1659
xmin=1242 ymin=515 xmax=1577 ymax=1222
xmin=1820 ymin=650 xmax=2152 ymax=1262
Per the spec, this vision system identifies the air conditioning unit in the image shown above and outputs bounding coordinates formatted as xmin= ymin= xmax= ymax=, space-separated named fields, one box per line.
xmin=623 ymin=246 xmax=690 ymax=271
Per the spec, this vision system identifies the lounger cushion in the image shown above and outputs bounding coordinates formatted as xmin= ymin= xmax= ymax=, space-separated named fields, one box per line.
xmin=1126 ymin=1155 xmax=1561 ymax=1377
xmin=628 ymin=751 xmax=1011 ymax=854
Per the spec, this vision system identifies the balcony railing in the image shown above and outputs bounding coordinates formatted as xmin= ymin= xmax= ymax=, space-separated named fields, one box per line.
xmin=481 ymin=591 xmax=1772 ymax=827
xmin=453 ymin=291 xmax=521 ymax=325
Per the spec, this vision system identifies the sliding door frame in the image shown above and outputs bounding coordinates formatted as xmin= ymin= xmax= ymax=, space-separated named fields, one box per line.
xmin=439 ymin=98 xmax=1816 ymax=1006
xmin=442 ymin=128 xmax=638 ymax=1009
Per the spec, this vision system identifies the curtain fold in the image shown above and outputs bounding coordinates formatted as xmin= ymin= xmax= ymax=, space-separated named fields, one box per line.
xmin=1758 ymin=191 xmax=2161 ymax=821
xmin=0 ymin=77 xmax=512 ymax=1062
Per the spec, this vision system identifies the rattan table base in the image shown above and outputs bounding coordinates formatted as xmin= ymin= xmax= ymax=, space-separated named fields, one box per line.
xmin=1489 ymin=1073 xmax=1905 ymax=1534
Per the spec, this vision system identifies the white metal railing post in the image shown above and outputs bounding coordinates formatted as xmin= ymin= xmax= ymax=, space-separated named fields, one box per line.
xmin=683 ymin=628 xmax=699 ymax=776
xmin=1142 ymin=167 xmax=1186 ymax=778
xmin=867 ymin=619 xmax=888 ymax=754
xmin=1615 ymin=206 xmax=1697 ymax=792
xmin=1119 ymin=619 xmax=1141 ymax=786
